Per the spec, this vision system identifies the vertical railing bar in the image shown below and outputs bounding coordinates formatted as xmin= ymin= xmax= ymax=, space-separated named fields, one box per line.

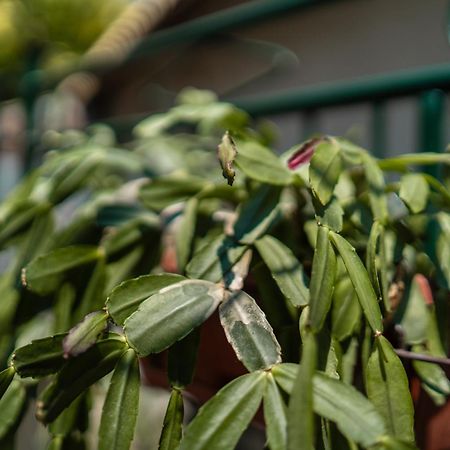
xmin=371 ymin=100 xmax=387 ymax=158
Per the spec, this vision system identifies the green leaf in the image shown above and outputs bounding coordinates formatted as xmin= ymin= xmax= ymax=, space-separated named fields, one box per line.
xmin=362 ymin=153 xmax=388 ymax=223
xmin=159 ymin=389 xmax=184 ymax=450
xmin=74 ymin=258 xmax=107 ymax=322
xmin=107 ymin=273 xmax=185 ymax=325
xmin=37 ymin=336 xmax=128 ymax=424
xmin=309 ymin=139 xmax=342 ymax=205
xmin=272 ymin=364 xmax=387 ymax=447
xmin=399 ymin=173 xmax=429 ymax=213
xmin=98 ymin=349 xmax=140 ymax=450
xmin=331 ymin=277 xmax=361 ymax=341
xmin=330 ymin=232 xmax=383 ymax=333
xmin=139 ymin=176 xmax=207 ymax=211
xmin=124 ymin=280 xmax=223 ymax=356
xmin=366 ymin=221 xmax=386 ymax=306
xmin=400 ymin=275 xmax=430 ymax=345
xmin=378 ymin=152 xmax=450 ymax=171
xmin=411 ymin=344 xmax=450 ymax=397
xmin=217 ymin=131 xmax=237 ymax=186
xmin=176 ymin=198 xmax=198 ymax=272
xmin=63 ymin=311 xmax=109 ymax=358
xmin=0 ymin=368 xmax=15 ymax=399
xmin=235 ymin=141 xmax=294 ymax=186
xmin=54 ymin=284 xmax=77 ymax=334
xmin=309 ymin=226 xmax=336 ymax=333
xmin=0 ymin=201 xmax=45 ymax=250
xmin=22 ymin=246 xmax=101 ymax=295
xmin=263 ymin=373 xmax=287 ymax=450
xmin=313 ymin=195 xmax=344 ymax=233
xmin=287 ymin=332 xmax=317 ymax=450
xmin=255 ymin=235 xmax=309 ymax=307
xmin=186 ymin=234 xmax=247 ymax=283
xmin=168 ymin=329 xmax=200 ymax=389
xmin=180 ymin=371 xmax=265 ymax=450
xmin=232 ymin=185 xmax=281 ymax=244
xmin=375 ymin=436 xmax=419 ymax=450
xmin=49 ymin=394 xmax=86 ymax=437
xmin=12 ymin=334 xmax=67 ymax=378
xmin=436 ymin=213 xmax=450 ymax=288
xmin=0 ymin=380 xmax=27 ymax=439
xmin=101 ymin=216 xmax=159 ymax=260
xmin=366 ymin=336 xmax=414 ymax=442
xmin=219 ymin=290 xmax=281 ymax=371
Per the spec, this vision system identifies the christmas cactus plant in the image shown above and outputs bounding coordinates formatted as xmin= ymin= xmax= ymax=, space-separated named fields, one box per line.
xmin=0 ymin=89 xmax=449 ymax=449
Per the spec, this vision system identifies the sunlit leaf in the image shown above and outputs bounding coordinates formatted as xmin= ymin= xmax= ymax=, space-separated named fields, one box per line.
xmin=180 ymin=371 xmax=265 ymax=450
xmin=98 ymin=349 xmax=140 ymax=450
xmin=264 ymin=373 xmax=287 ymax=450
xmin=272 ymin=364 xmax=387 ymax=447
xmin=399 ymin=173 xmax=429 ymax=214
xmin=159 ymin=389 xmax=184 ymax=450
xmin=107 ymin=273 xmax=185 ymax=325
xmin=330 ymin=232 xmax=383 ymax=333
xmin=309 ymin=139 xmax=342 ymax=205
xmin=287 ymin=333 xmax=316 ymax=450
xmin=366 ymin=336 xmax=414 ymax=442
xmin=235 ymin=141 xmax=294 ymax=186
xmin=63 ymin=311 xmax=109 ymax=358
xmin=309 ymin=226 xmax=336 ymax=332
xmin=124 ymin=280 xmax=223 ymax=356
xmin=219 ymin=290 xmax=281 ymax=371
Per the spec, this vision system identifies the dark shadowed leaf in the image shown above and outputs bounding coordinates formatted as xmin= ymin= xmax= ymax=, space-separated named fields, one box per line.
xmin=309 ymin=139 xmax=342 ymax=205
xmin=63 ymin=311 xmax=109 ymax=358
xmin=180 ymin=371 xmax=266 ymax=450
xmin=159 ymin=389 xmax=184 ymax=450
xmin=0 ymin=368 xmax=15 ymax=400
xmin=23 ymin=246 xmax=101 ymax=295
xmin=124 ymin=280 xmax=223 ymax=356
xmin=287 ymin=332 xmax=316 ymax=450
xmin=219 ymin=290 xmax=281 ymax=371
xmin=107 ymin=273 xmax=185 ymax=325
xmin=366 ymin=336 xmax=414 ymax=442
xmin=232 ymin=185 xmax=281 ymax=244
xmin=255 ymin=235 xmax=309 ymax=307
xmin=399 ymin=173 xmax=429 ymax=214
xmin=12 ymin=334 xmax=67 ymax=378
xmin=330 ymin=232 xmax=383 ymax=333
xmin=37 ymin=336 xmax=128 ymax=424
xmin=168 ymin=329 xmax=200 ymax=389
xmin=98 ymin=349 xmax=140 ymax=450
xmin=309 ymin=226 xmax=336 ymax=333
xmin=264 ymin=373 xmax=287 ymax=450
